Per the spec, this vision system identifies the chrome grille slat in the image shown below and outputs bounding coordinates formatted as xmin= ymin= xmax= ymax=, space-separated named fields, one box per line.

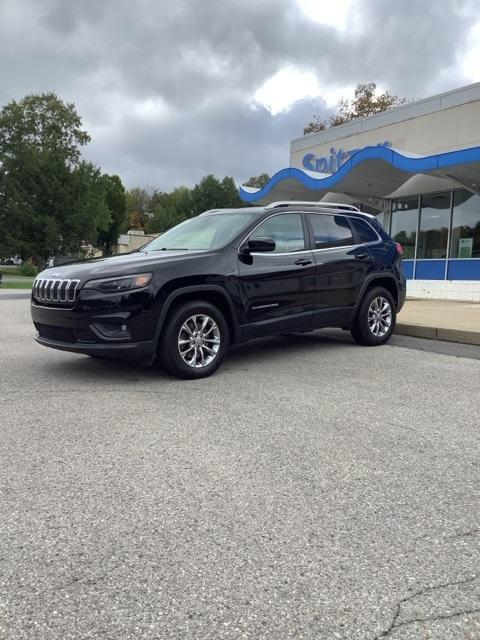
xmin=33 ymin=278 xmax=80 ymax=306
xmin=69 ymin=280 xmax=79 ymax=302
xmin=45 ymin=280 xmax=53 ymax=301
xmin=59 ymin=280 xmax=68 ymax=302
xmin=52 ymin=280 xmax=60 ymax=301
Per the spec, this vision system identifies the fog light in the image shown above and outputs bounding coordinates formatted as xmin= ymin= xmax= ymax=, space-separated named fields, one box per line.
xmin=91 ymin=322 xmax=131 ymax=340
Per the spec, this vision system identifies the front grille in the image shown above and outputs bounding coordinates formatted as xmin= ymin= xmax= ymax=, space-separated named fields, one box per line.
xmin=33 ymin=278 xmax=80 ymax=305
xmin=35 ymin=323 xmax=75 ymax=343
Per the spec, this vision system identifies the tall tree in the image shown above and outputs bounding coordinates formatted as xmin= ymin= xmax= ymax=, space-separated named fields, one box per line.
xmin=96 ymin=174 xmax=127 ymax=256
xmin=126 ymin=187 xmax=152 ymax=229
xmin=145 ymin=187 xmax=193 ymax=234
xmin=304 ymin=83 xmax=408 ymax=135
xmin=221 ymin=176 xmax=243 ymax=208
xmin=0 ymin=93 xmax=110 ymax=259
xmin=244 ymin=173 xmax=270 ymax=189
xmin=190 ymin=174 xmax=225 ymax=215
xmin=0 ymin=92 xmax=90 ymax=164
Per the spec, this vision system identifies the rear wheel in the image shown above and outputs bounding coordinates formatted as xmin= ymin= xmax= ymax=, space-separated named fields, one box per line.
xmin=158 ymin=300 xmax=228 ymax=379
xmin=351 ymin=286 xmax=396 ymax=346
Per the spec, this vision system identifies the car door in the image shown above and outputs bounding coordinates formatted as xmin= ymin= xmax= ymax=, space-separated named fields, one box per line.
xmin=306 ymin=213 xmax=373 ymax=326
xmin=237 ymin=212 xmax=316 ymax=338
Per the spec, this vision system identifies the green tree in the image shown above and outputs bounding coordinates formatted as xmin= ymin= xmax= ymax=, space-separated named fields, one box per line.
xmin=190 ymin=174 xmax=243 ymax=215
xmin=0 ymin=92 xmax=90 ymax=164
xmin=190 ymin=174 xmax=225 ymax=215
xmin=145 ymin=187 xmax=192 ymax=234
xmin=221 ymin=176 xmax=243 ymax=208
xmin=244 ymin=173 xmax=270 ymax=189
xmin=304 ymin=83 xmax=408 ymax=135
xmin=0 ymin=93 xmax=110 ymax=260
xmin=96 ymin=174 xmax=127 ymax=256
xmin=126 ymin=187 xmax=152 ymax=230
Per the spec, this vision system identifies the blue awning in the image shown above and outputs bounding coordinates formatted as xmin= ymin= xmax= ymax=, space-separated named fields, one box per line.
xmin=239 ymin=145 xmax=480 ymax=204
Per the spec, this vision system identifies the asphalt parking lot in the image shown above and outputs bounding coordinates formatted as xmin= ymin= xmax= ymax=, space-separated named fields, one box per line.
xmin=1 ymin=295 xmax=479 ymax=640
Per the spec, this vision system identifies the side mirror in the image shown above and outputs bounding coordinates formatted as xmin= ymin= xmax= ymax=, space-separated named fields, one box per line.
xmin=241 ymin=237 xmax=276 ymax=254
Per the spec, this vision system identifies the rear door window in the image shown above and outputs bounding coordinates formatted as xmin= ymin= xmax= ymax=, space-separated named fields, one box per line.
xmin=307 ymin=214 xmax=354 ymax=249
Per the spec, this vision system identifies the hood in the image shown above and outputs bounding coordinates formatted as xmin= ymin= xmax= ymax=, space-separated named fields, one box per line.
xmin=36 ymin=249 xmax=210 ymax=282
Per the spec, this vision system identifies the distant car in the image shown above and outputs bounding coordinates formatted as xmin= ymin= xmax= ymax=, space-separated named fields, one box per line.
xmin=3 ymin=256 xmax=23 ymax=265
xmin=31 ymin=201 xmax=406 ymax=379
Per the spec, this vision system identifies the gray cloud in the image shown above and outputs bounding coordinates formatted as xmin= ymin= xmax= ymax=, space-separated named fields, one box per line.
xmin=0 ymin=0 xmax=477 ymax=189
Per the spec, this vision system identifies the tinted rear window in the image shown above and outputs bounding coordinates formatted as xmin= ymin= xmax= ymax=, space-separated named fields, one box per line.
xmin=350 ymin=217 xmax=380 ymax=244
xmin=308 ymin=214 xmax=354 ymax=249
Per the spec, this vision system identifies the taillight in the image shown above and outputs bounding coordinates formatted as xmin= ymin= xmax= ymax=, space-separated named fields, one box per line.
xmin=395 ymin=242 xmax=403 ymax=255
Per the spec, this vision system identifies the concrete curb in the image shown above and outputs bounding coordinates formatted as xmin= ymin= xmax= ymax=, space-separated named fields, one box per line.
xmin=395 ymin=323 xmax=480 ymax=346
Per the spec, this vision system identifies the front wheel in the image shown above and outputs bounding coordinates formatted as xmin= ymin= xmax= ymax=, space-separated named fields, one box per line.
xmin=158 ymin=300 xmax=229 ymax=379
xmin=351 ymin=287 xmax=396 ymax=346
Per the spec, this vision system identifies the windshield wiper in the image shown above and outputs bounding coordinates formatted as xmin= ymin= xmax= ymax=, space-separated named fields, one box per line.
xmin=155 ymin=247 xmax=189 ymax=251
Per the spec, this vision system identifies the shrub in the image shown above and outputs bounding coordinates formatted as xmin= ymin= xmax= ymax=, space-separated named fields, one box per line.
xmin=20 ymin=262 xmax=38 ymax=277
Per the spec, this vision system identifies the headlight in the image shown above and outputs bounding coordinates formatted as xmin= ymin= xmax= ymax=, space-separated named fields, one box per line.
xmin=83 ymin=273 xmax=153 ymax=293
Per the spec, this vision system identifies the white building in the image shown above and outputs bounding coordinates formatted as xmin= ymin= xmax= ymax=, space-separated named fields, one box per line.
xmin=240 ymin=83 xmax=480 ymax=301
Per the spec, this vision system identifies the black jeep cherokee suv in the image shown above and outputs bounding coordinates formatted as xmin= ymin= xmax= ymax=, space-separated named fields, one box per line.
xmin=31 ymin=202 xmax=406 ymax=379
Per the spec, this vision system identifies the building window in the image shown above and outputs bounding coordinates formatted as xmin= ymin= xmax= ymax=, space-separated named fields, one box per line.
xmin=391 ymin=197 xmax=418 ymax=259
xmin=376 ymin=211 xmax=386 ymax=230
xmin=417 ymin=193 xmax=450 ymax=259
xmin=450 ymin=191 xmax=480 ymax=258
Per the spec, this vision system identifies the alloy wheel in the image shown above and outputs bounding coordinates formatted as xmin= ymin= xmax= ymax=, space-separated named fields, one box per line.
xmin=367 ymin=296 xmax=392 ymax=337
xmin=178 ymin=314 xmax=221 ymax=368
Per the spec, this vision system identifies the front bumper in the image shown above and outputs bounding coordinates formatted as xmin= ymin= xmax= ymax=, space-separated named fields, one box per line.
xmin=31 ymin=287 xmax=161 ymax=360
xmin=34 ymin=335 xmax=156 ymax=359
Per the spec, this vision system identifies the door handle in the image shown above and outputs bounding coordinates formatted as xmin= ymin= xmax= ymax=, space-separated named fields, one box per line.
xmin=355 ymin=253 xmax=369 ymax=260
xmin=294 ymin=258 xmax=313 ymax=266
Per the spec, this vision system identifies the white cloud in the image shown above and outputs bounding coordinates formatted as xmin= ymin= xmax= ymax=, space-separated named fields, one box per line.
xmin=253 ymin=66 xmax=322 ymax=115
xmin=321 ymin=84 xmax=355 ymax=108
xmin=134 ymin=97 xmax=171 ymax=121
xmin=461 ymin=20 xmax=480 ymax=82
xmin=297 ymin=0 xmax=358 ymax=30
xmin=253 ymin=65 xmax=354 ymax=116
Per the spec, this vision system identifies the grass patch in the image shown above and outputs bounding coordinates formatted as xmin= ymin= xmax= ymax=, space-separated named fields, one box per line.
xmin=0 ymin=281 xmax=33 ymax=289
xmin=0 ymin=265 xmax=23 ymax=275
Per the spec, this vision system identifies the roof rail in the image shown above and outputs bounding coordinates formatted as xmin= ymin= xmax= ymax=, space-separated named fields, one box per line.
xmin=199 ymin=208 xmax=224 ymax=216
xmin=265 ymin=201 xmax=361 ymax=212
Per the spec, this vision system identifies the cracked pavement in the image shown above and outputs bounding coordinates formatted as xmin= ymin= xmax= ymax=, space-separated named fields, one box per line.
xmin=1 ymin=297 xmax=480 ymax=639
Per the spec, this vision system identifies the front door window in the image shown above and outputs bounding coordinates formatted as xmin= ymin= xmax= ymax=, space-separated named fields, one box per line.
xmin=250 ymin=213 xmax=305 ymax=253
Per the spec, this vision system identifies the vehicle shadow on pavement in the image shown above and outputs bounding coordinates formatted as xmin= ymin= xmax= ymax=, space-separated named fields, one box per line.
xmin=35 ymin=330 xmax=357 ymax=382
xmin=228 ymin=329 xmax=355 ymax=362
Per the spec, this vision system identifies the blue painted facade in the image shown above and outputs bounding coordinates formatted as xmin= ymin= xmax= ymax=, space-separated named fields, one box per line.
xmin=239 ymin=144 xmax=480 ymax=204
xmin=401 ymin=260 xmax=480 ymax=280
xmin=240 ymin=144 xmax=480 ymax=282
xmin=447 ymin=260 xmax=480 ymax=280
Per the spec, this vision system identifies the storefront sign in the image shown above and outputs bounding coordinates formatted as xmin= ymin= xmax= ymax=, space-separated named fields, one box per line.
xmin=458 ymin=237 xmax=473 ymax=258
xmin=303 ymin=140 xmax=392 ymax=174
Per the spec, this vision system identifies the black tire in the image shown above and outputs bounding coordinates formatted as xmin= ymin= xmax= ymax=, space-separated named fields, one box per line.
xmin=351 ymin=286 xmax=396 ymax=346
xmin=158 ymin=300 xmax=229 ymax=379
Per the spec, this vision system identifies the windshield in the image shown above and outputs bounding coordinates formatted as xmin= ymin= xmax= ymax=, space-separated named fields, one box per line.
xmin=141 ymin=212 xmax=258 ymax=252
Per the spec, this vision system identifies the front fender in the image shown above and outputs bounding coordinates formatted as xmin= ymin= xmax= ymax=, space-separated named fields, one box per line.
xmin=153 ymin=285 xmax=239 ymax=343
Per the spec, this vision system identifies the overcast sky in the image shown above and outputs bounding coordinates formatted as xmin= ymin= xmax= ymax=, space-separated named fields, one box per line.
xmin=1 ymin=0 xmax=479 ymax=190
